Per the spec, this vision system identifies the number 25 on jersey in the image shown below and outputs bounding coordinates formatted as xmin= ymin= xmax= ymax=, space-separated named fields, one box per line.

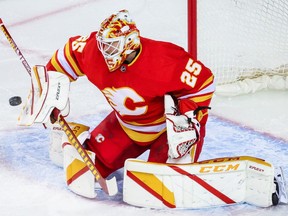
xmin=180 ymin=58 xmax=202 ymax=88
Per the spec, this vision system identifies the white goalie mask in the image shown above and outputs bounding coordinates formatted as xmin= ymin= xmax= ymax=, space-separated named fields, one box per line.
xmin=96 ymin=9 xmax=141 ymax=72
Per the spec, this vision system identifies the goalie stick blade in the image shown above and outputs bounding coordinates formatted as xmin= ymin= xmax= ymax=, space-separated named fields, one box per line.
xmin=106 ymin=176 xmax=118 ymax=196
xmin=97 ymin=176 xmax=118 ymax=196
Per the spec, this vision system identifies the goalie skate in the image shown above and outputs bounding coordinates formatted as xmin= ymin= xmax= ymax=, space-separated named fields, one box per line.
xmin=273 ymin=167 xmax=288 ymax=205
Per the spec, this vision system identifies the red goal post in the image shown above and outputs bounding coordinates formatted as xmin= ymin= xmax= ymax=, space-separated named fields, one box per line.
xmin=187 ymin=0 xmax=197 ymax=60
xmin=187 ymin=0 xmax=288 ymax=96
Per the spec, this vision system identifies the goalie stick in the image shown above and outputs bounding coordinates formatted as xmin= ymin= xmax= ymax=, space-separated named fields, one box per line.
xmin=0 ymin=18 xmax=118 ymax=196
xmin=0 ymin=18 xmax=31 ymax=76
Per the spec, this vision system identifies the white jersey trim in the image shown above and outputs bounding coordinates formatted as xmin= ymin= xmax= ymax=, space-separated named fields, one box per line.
xmin=178 ymin=82 xmax=215 ymax=100
xmin=57 ymin=47 xmax=78 ymax=80
xmin=116 ymin=114 xmax=166 ymax=133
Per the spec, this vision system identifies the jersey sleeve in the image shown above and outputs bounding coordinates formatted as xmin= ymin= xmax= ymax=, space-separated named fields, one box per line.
xmin=165 ymin=47 xmax=215 ymax=121
xmin=177 ymin=57 xmax=215 ymax=106
xmin=46 ymin=35 xmax=89 ymax=81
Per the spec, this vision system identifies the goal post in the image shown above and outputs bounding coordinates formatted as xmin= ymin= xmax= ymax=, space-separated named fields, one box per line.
xmin=187 ymin=0 xmax=197 ymax=60
xmin=188 ymin=0 xmax=288 ymax=96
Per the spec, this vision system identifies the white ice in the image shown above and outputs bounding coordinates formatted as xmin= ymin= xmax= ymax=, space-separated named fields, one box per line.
xmin=0 ymin=0 xmax=288 ymax=216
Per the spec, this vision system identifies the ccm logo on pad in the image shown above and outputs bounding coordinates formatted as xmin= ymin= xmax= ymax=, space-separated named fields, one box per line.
xmin=199 ymin=163 xmax=240 ymax=173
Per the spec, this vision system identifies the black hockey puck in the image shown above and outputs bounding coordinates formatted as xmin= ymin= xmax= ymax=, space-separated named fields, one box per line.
xmin=9 ymin=96 xmax=22 ymax=106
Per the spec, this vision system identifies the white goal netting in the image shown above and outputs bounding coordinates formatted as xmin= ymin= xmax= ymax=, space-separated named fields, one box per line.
xmin=197 ymin=0 xmax=288 ymax=96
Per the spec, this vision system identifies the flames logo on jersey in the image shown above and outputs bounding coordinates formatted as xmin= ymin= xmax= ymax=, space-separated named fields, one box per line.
xmin=102 ymin=87 xmax=147 ymax=116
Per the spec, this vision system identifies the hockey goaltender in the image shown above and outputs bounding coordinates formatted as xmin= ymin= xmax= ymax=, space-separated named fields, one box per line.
xmin=17 ymin=9 xmax=287 ymax=209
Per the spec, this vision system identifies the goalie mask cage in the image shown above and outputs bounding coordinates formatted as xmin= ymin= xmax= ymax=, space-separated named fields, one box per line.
xmin=188 ymin=0 xmax=288 ymax=96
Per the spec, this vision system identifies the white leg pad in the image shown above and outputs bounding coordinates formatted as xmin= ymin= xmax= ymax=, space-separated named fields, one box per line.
xmin=123 ymin=156 xmax=276 ymax=209
xmin=49 ymin=122 xmax=90 ymax=167
xmin=49 ymin=124 xmax=64 ymax=167
xmin=63 ymin=143 xmax=96 ymax=198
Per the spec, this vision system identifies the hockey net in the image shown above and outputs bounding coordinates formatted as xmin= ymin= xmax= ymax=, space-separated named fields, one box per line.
xmin=194 ymin=0 xmax=288 ymax=96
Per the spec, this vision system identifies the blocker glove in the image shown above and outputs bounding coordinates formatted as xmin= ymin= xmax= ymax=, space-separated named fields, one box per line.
xmin=18 ymin=65 xmax=70 ymax=126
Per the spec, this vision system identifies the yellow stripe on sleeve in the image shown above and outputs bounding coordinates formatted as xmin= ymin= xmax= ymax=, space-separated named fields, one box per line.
xmin=51 ymin=52 xmax=65 ymax=73
xmin=199 ymin=75 xmax=214 ymax=91
xmin=191 ymin=93 xmax=213 ymax=103
xmin=65 ymin=43 xmax=84 ymax=76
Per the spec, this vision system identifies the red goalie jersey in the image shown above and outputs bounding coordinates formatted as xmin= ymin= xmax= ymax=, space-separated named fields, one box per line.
xmin=46 ymin=32 xmax=214 ymax=144
xmin=46 ymin=31 xmax=214 ymax=177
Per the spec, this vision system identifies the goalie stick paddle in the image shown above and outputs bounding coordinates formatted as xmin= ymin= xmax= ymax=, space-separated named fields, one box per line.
xmin=0 ymin=18 xmax=118 ymax=196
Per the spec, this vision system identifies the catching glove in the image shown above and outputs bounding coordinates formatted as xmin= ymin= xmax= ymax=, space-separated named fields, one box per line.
xmin=166 ymin=110 xmax=200 ymax=159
